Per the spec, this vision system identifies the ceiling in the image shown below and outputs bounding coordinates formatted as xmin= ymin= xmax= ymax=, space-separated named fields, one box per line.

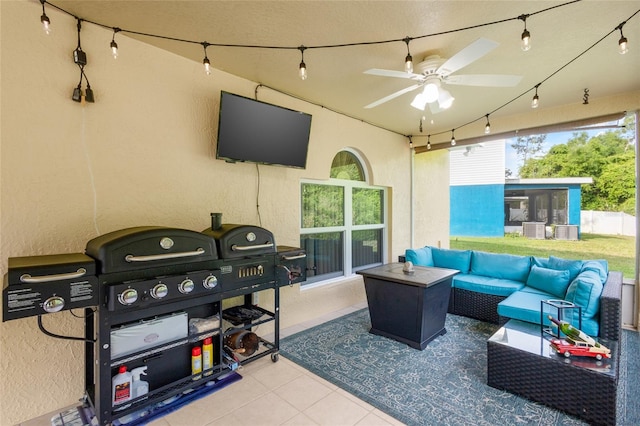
xmin=51 ymin=1 xmax=639 ymax=142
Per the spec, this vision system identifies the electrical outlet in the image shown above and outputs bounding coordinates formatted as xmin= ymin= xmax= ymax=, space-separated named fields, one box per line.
xmin=73 ymin=49 xmax=87 ymax=65
xmin=252 ymin=293 xmax=259 ymax=305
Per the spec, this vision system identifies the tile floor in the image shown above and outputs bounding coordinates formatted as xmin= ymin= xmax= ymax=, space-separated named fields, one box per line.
xmin=22 ymin=302 xmax=405 ymax=426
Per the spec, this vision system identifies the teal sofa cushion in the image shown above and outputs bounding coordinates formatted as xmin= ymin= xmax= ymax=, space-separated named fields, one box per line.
xmin=548 ymin=255 xmax=584 ymax=281
xmin=498 ymin=290 xmax=599 ymax=336
xmin=431 ymin=248 xmax=472 ymax=273
xmin=531 ymin=256 xmax=550 ymax=268
xmin=526 ymin=265 xmax=571 ymax=298
xmin=581 ymin=260 xmax=608 ymax=283
xmin=405 ymin=247 xmax=434 ymax=267
xmin=497 ymin=290 xmax=553 ymax=324
xmin=453 ymin=274 xmax=524 ymax=297
xmin=470 ymin=251 xmax=531 ymax=282
xmin=565 ymin=270 xmax=604 ymax=318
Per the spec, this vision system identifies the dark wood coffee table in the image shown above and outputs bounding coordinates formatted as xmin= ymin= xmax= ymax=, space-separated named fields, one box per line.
xmin=357 ymin=263 xmax=458 ymax=350
xmin=487 ymin=319 xmax=619 ymax=426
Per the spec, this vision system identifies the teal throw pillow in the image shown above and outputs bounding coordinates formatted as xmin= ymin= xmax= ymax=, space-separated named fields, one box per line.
xmin=531 ymin=256 xmax=549 ymax=268
xmin=548 ymin=256 xmax=584 ymax=282
xmin=565 ymin=270 xmax=604 ymax=318
xmin=405 ymin=247 xmax=434 ymax=267
xmin=431 ymin=248 xmax=472 ymax=273
xmin=526 ymin=265 xmax=571 ymax=298
xmin=580 ymin=260 xmax=608 ymax=283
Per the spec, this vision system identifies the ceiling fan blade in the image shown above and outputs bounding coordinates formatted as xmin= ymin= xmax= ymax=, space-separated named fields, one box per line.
xmin=364 ymin=84 xmax=422 ymax=109
xmin=444 ymin=74 xmax=523 ymax=87
xmin=436 ymin=38 xmax=499 ymax=76
xmin=364 ymin=69 xmax=420 ymax=80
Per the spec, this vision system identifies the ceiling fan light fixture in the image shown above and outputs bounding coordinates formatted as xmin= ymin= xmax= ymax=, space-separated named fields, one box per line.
xmin=437 ymin=88 xmax=454 ymax=109
xmin=410 ymin=92 xmax=428 ymax=110
xmin=423 ymin=81 xmax=439 ymax=103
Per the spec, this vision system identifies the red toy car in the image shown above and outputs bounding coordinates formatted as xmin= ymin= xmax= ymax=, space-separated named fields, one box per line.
xmin=550 ymin=337 xmax=611 ymax=360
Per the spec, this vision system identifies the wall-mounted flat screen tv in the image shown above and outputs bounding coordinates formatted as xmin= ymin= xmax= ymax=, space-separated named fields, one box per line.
xmin=216 ymin=91 xmax=312 ymax=169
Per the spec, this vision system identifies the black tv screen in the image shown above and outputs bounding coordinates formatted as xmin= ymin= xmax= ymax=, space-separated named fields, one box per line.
xmin=216 ymin=91 xmax=312 ymax=169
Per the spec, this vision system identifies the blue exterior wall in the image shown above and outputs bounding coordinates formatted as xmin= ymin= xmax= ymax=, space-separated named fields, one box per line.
xmin=450 ymin=184 xmax=505 ymax=236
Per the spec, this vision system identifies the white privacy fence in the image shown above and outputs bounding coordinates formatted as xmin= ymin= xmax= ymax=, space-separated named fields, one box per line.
xmin=581 ymin=210 xmax=636 ymax=236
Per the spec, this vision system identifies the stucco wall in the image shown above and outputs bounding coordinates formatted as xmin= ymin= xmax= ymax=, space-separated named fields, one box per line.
xmin=0 ymin=2 xmax=439 ymax=423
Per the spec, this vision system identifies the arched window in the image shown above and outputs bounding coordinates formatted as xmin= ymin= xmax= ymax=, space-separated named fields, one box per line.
xmin=300 ymin=150 xmax=386 ymax=284
xmin=330 ymin=150 xmax=366 ymax=181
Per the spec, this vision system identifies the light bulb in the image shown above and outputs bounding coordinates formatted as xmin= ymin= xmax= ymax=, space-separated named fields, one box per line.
xmin=41 ymin=14 xmax=51 ymax=35
xmin=531 ymin=93 xmax=539 ymax=108
xmin=485 ymin=123 xmax=491 ymax=134
xmin=451 ymin=131 xmax=456 ymax=146
xmin=203 ymin=57 xmax=211 ymax=75
xmin=410 ymin=93 xmax=427 ymax=110
xmin=110 ymin=40 xmax=118 ymax=59
xmin=437 ymin=88 xmax=454 ymax=110
xmin=521 ymin=29 xmax=531 ymax=51
xmin=299 ymin=62 xmax=307 ymax=80
xmin=423 ymin=82 xmax=439 ymax=103
xmin=405 ymin=54 xmax=413 ymax=74
xmin=619 ymin=36 xmax=628 ymax=54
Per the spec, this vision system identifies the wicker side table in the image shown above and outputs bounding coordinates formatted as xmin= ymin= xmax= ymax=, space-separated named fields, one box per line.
xmin=487 ymin=320 xmax=619 ymax=426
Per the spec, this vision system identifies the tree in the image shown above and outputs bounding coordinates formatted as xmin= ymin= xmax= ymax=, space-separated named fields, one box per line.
xmin=519 ymin=118 xmax=636 ymax=212
xmin=511 ymin=134 xmax=546 ymax=171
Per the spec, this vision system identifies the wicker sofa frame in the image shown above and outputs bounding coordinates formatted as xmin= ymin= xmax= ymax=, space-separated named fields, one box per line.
xmin=400 ymin=254 xmax=624 ymax=341
xmin=447 ymin=270 xmax=623 ymax=341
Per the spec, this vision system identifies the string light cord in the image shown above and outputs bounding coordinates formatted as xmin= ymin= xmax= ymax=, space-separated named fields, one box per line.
xmin=37 ymin=1 xmax=637 ymax=146
xmin=42 ymin=0 xmax=581 ymax=53
xmin=412 ymin=8 xmax=640 ymax=144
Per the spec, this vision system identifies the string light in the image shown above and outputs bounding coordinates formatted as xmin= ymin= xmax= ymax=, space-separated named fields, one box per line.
xmin=29 ymin=1 xmax=638 ymax=137
xmin=298 ymin=46 xmax=307 ymax=80
xmin=40 ymin=0 xmax=51 ymax=35
xmin=110 ymin=28 xmax=120 ymax=59
xmin=202 ymin=42 xmax=211 ymax=75
xmin=484 ymin=114 xmax=491 ymax=134
xmin=408 ymin=136 xmax=413 ymax=149
xmin=450 ymin=129 xmax=456 ymax=146
xmin=404 ymin=37 xmax=413 ymax=74
xmin=617 ymin=23 xmax=629 ymax=54
xmin=427 ymin=135 xmax=431 ymax=150
xmin=519 ymin=14 xmax=531 ymax=51
xmin=531 ymin=84 xmax=540 ymax=108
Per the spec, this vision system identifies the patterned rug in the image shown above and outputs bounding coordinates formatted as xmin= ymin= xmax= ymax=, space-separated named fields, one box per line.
xmin=280 ymin=309 xmax=639 ymax=426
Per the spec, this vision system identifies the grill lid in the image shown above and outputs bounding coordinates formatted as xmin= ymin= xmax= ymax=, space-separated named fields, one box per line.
xmin=202 ymin=224 xmax=275 ymax=259
xmin=85 ymin=226 xmax=218 ymax=274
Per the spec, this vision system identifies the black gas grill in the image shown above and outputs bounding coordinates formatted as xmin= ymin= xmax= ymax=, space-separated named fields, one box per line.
xmin=2 ymin=216 xmax=306 ymax=425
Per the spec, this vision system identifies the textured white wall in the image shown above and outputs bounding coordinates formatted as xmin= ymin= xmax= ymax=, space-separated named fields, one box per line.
xmin=0 ymin=1 xmax=420 ymax=423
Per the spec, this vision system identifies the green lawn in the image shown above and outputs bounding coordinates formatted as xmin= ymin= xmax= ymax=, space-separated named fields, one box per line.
xmin=450 ymin=234 xmax=636 ymax=279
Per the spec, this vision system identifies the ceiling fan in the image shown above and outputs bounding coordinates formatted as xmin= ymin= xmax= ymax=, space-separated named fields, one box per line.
xmin=363 ymin=38 xmax=522 ymax=113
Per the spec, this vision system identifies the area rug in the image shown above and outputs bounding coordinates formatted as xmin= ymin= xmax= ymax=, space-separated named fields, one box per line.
xmin=280 ymin=309 xmax=639 ymax=426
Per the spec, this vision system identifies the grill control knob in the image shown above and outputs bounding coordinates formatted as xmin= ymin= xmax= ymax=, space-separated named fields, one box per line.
xmin=203 ymin=275 xmax=218 ymax=289
xmin=150 ymin=283 xmax=169 ymax=299
xmin=42 ymin=296 xmax=65 ymax=313
xmin=179 ymin=279 xmax=195 ymax=294
xmin=118 ymin=288 xmax=138 ymax=305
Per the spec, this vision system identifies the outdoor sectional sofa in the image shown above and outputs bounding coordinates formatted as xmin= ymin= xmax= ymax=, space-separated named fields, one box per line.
xmin=403 ymin=246 xmax=623 ymax=341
